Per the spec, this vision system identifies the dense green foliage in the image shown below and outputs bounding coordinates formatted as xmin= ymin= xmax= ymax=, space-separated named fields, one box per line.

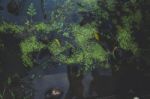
xmin=0 ymin=22 xmax=24 ymax=34
xmin=20 ymin=36 xmax=45 ymax=67
xmin=65 ymin=42 xmax=108 ymax=71
xmin=0 ymin=0 xmax=149 ymax=99
xmin=0 ymin=0 xmax=144 ymax=71
xmin=72 ymin=24 xmax=97 ymax=46
xmin=48 ymin=39 xmax=65 ymax=56
xmin=35 ymin=22 xmax=51 ymax=33
xmin=46 ymin=24 xmax=108 ymax=71
xmin=117 ymin=26 xmax=139 ymax=54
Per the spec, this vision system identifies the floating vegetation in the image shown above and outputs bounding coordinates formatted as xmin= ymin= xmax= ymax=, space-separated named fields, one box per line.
xmin=117 ymin=26 xmax=139 ymax=55
xmin=35 ymin=22 xmax=51 ymax=33
xmin=48 ymin=39 xmax=64 ymax=56
xmin=0 ymin=0 xmax=144 ymax=71
xmin=0 ymin=22 xmax=24 ymax=34
xmin=77 ymin=0 xmax=99 ymax=12
xmin=20 ymin=36 xmax=45 ymax=67
xmin=71 ymin=24 xmax=97 ymax=46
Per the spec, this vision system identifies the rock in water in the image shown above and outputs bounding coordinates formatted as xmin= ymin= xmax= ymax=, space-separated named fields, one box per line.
xmin=33 ymin=73 xmax=69 ymax=99
xmin=45 ymin=88 xmax=63 ymax=99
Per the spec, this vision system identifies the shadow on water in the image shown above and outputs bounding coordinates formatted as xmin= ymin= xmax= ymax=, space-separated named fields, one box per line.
xmin=0 ymin=33 xmax=27 ymax=87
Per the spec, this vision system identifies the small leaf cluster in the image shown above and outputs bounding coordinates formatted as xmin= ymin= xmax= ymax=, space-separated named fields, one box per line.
xmin=27 ymin=3 xmax=36 ymax=17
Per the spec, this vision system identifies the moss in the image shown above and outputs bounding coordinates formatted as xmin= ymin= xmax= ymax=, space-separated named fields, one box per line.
xmin=20 ymin=36 xmax=45 ymax=67
xmin=0 ymin=22 xmax=24 ymax=34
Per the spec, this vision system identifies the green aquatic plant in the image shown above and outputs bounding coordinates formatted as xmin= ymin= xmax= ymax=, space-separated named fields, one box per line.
xmin=35 ymin=22 xmax=51 ymax=33
xmin=58 ymin=42 xmax=108 ymax=71
xmin=72 ymin=42 xmax=107 ymax=62
xmin=0 ymin=22 xmax=24 ymax=34
xmin=41 ymin=23 xmax=109 ymax=71
xmin=20 ymin=36 xmax=45 ymax=67
xmin=49 ymin=2 xmax=70 ymax=32
xmin=27 ymin=3 xmax=36 ymax=22
xmin=71 ymin=24 xmax=97 ymax=46
xmin=48 ymin=24 xmax=109 ymax=71
xmin=100 ymin=10 xmax=109 ymax=20
xmin=48 ymin=39 xmax=66 ymax=56
xmin=117 ymin=27 xmax=139 ymax=54
xmin=133 ymin=10 xmax=142 ymax=25
xmin=77 ymin=0 xmax=99 ymax=12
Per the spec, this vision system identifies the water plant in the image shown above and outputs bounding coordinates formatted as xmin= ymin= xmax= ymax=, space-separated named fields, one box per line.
xmin=48 ymin=39 xmax=65 ymax=56
xmin=20 ymin=36 xmax=45 ymax=67
xmin=35 ymin=22 xmax=51 ymax=33
xmin=0 ymin=22 xmax=24 ymax=34
xmin=46 ymin=24 xmax=108 ymax=71
xmin=117 ymin=26 xmax=139 ymax=55
xmin=71 ymin=24 xmax=97 ymax=46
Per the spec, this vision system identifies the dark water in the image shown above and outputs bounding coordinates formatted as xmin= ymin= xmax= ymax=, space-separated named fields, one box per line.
xmin=0 ymin=33 xmax=27 ymax=84
xmin=0 ymin=35 xmax=150 ymax=98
